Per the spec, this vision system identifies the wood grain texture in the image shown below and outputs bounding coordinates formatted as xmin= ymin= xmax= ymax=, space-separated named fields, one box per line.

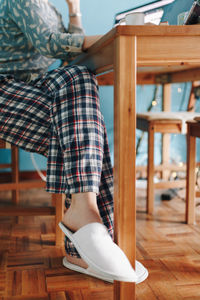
xmin=73 ymin=25 xmax=200 ymax=84
xmin=114 ymin=34 xmax=137 ymax=299
xmin=0 ymin=188 xmax=200 ymax=299
xmin=161 ymin=84 xmax=171 ymax=181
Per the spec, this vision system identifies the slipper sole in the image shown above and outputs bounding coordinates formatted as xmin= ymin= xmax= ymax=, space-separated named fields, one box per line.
xmin=63 ymin=256 xmax=148 ymax=284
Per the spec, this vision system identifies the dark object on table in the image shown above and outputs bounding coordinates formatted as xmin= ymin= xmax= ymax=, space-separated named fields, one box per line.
xmin=161 ymin=193 xmax=172 ymax=201
xmin=184 ymin=1 xmax=200 ymax=25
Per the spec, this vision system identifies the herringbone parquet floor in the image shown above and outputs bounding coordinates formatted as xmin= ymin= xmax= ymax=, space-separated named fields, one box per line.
xmin=0 ymin=187 xmax=200 ymax=299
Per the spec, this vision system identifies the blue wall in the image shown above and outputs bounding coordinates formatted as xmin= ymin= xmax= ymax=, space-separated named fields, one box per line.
xmin=51 ymin=0 xmax=154 ymax=34
xmin=1 ymin=0 xmax=199 ymax=171
xmin=0 ymin=0 xmax=155 ymax=171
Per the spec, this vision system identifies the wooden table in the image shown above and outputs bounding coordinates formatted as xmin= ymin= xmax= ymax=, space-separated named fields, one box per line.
xmin=72 ymin=25 xmax=200 ymax=300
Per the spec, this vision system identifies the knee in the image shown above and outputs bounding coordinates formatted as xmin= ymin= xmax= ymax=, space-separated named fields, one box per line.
xmin=62 ymin=65 xmax=99 ymax=102
xmin=48 ymin=65 xmax=98 ymax=94
xmin=64 ymin=65 xmax=93 ymax=77
xmin=64 ymin=65 xmax=98 ymax=87
xmin=50 ymin=65 xmax=100 ymax=107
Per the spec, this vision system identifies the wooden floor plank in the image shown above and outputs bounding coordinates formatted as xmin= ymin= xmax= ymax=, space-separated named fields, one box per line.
xmin=46 ymin=274 xmax=90 ymax=292
xmin=176 ymin=283 xmax=200 ymax=299
xmin=0 ymin=188 xmax=200 ymax=299
xmin=49 ymin=291 xmax=66 ymax=300
xmin=0 ymin=272 xmax=6 ymax=297
xmin=3 ymin=297 xmax=49 ymax=300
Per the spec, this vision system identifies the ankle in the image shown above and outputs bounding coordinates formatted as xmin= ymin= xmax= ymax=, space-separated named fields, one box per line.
xmin=71 ymin=192 xmax=98 ymax=210
xmin=71 ymin=192 xmax=101 ymax=220
xmin=62 ymin=192 xmax=102 ymax=232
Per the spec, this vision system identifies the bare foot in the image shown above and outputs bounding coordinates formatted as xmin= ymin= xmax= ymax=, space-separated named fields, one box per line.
xmin=62 ymin=192 xmax=102 ymax=232
xmin=65 ymin=253 xmax=88 ymax=269
xmin=62 ymin=192 xmax=102 ymax=269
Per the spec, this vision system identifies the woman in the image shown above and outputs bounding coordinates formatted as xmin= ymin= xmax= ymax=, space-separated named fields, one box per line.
xmin=0 ymin=0 xmax=147 ymax=283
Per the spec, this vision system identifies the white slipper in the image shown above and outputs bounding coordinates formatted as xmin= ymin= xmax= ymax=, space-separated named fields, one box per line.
xmin=62 ymin=256 xmax=148 ymax=284
xmin=59 ymin=222 xmax=148 ymax=283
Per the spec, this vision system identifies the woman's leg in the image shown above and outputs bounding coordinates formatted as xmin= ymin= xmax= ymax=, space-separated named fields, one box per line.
xmin=0 ymin=66 xmax=114 ymax=261
xmin=63 ymin=192 xmax=103 ymax=232
xmin=0 ymin=74 xmax=51 ymax=157
xmin=63 ymin=124 xmax=113 ymax=234
xmin=33 ymin=65 xmax=114 ymax=259
xmin=64 ymin=122 xmax=113 ymax=262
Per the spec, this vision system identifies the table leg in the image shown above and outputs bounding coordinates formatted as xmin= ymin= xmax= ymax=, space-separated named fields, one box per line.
xmin=52 ymin=193 xmax=65 ymax=246
xmin=186 ymin=125 xmax=196 ymax=224
xmin=161 ymin=83 xmax=171 ymax=181
xmin=113 ymin=35 xmax=137 ymax=300
xmin=147 ymin=124 xmax=154 ymax=214
xmin=11 ymin=145 xmax=19 ymax=204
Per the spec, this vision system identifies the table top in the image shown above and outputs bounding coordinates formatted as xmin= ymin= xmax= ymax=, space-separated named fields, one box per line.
xmin=72 ymin=25 xmax=200 ymax=84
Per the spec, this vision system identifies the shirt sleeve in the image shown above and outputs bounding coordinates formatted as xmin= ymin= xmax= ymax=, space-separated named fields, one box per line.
xmin=7 ymin=0 xmax=85 ymax=60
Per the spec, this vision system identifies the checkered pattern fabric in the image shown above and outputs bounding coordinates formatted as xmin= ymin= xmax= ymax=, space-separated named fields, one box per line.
xmin=0 ymin=65 xmax=113 ymax=257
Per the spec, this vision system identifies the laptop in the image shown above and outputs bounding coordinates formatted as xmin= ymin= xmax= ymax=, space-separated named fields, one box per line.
xmin=114 ymin=0 xmax=175 ymax=26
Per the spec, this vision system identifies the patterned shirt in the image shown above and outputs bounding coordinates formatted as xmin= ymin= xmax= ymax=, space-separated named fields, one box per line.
xmin=0 ymin=0 xmax=85 ymax=75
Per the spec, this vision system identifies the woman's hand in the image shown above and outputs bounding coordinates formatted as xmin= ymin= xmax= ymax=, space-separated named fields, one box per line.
xmin=65 ymin=0 xmax=81 ymax=27
xmin=65 ymin=0 xmax=79 ymax=4
xmin=65 ymin=0 xmax=80 ymax=14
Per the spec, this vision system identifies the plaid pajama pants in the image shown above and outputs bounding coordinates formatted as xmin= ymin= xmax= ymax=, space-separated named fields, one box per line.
xmin=0 ymin=65 xmax=113 ymax=257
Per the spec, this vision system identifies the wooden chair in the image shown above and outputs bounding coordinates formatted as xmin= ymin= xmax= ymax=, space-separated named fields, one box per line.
xmin=136 ymin=111 xmax=200 ymax=215
xmin=0 ymin=140 xmax=64 ymax=246
xmin=186 ymin=119 xmax=200 ymax=224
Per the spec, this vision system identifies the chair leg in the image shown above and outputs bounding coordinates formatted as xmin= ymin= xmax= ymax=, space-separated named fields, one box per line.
xmin=52 ymin=193 xmax=64 ymax=246
xmin=161 ymin=133 xmax=170 ymax=181
xmin=147 ymin=124 xmax=155 ymax=214
xmin=11 ymin=145 xmax=19 ymax=204
xmin=186 ymin=132 xmax=196 ymax=224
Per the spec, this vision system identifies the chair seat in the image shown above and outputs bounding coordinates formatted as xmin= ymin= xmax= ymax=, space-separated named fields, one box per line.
xmin=136 ymin=112 xmax=200 ymax=215
xmin=137 ymin=111 xmax=200 ymax=121
xmin=194 ymin=116 xmax=200 ymax=122
xmin=137 ymin=112 xmax=200 ymax=134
